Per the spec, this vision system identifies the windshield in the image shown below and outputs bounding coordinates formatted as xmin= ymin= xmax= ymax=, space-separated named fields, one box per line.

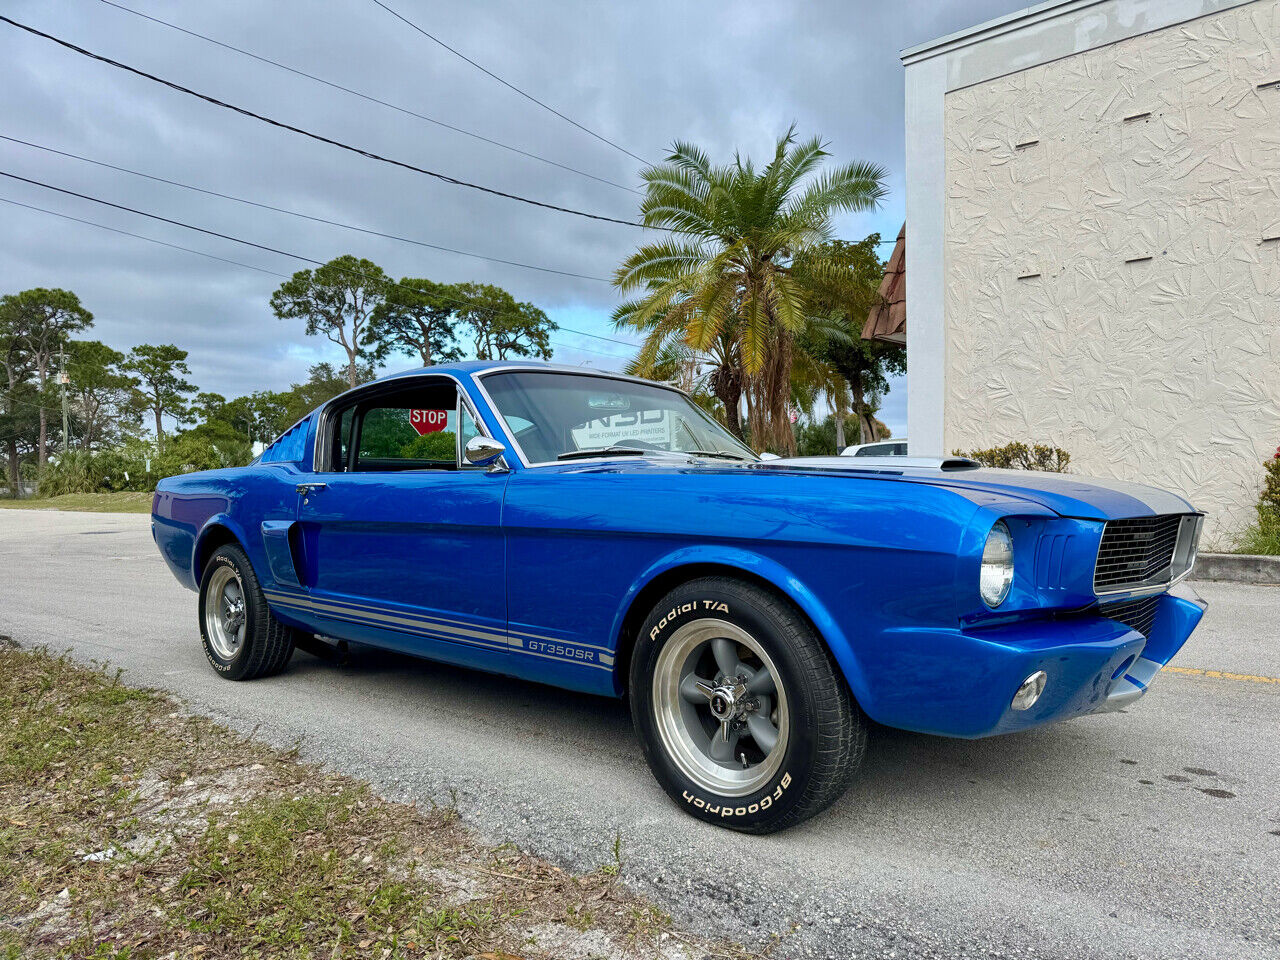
xmin=481 ymin=371 xmax=756 ymax=464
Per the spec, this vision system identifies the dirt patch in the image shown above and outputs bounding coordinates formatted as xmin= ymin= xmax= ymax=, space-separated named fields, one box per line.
xmin=0 ymin=646 xmax=764 ymax=959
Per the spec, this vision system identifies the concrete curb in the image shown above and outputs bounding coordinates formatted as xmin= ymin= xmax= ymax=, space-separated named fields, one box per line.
xmin=1192 ymin=552 xmax=1280 ymax=585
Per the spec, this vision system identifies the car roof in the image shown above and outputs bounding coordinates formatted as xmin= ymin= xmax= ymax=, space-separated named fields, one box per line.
xmin=311 ymin=361 xmax=684 ymax=420
xmin=373 ymin=359 xmax=620 ymax=382
xmin=369 ymin=360 xmax=686 ymax=396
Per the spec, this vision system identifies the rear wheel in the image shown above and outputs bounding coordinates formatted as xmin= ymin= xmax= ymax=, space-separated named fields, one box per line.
xmin=198 ymin=544 xmax=294 ymax=680
xmin=629 ymin=577 xmax=866 ymax=833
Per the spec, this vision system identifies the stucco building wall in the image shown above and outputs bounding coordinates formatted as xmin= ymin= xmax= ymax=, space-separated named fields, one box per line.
xmin=921 ymin=0 xmax=1279 ymax=546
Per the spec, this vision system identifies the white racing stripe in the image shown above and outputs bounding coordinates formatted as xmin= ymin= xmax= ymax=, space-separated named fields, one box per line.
xmin=263 ymin=589 xmax=614 ymax=671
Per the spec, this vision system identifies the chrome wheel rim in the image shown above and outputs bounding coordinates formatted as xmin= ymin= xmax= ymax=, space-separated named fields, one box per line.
xmin=205 ymin=565 xmax=247 ymax=660
xmin=652 ymin=619 xmax=790 ymax=797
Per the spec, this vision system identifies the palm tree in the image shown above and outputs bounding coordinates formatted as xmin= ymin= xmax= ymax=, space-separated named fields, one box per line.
xmin=623 ymin=324 xmax=746 ymax=439
xmin=613 ymin=127 xmax=885 ymax=453
xmin=790 ymin=315 xmax=857 ymax=450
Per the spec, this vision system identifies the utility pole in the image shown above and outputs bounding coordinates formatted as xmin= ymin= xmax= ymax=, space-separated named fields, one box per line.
xmin=59 ymin=347 xmax=70 ymax=456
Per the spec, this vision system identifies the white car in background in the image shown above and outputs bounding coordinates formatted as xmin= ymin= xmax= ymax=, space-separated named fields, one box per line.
xmin=841 ymin=438 xmax=908 ymax=457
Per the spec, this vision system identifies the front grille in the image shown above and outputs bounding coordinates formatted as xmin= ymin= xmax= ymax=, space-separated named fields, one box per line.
xmin=1094 ymin=515 xmax=1184 ymax=591
xmin=1099 ymin=595 xmax=1161 ymax=638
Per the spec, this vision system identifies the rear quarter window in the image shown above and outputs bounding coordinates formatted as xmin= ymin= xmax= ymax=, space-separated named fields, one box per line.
xmin=261 ymin=418 xmax=310 ymax=464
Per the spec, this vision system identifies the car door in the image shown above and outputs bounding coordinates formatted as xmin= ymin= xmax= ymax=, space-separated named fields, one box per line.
xmin=288 ymin=375 xmax=509 ymax=664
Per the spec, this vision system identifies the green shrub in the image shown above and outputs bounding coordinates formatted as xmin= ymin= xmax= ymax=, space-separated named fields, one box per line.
xmin=1262 ymin=445 xmax=1280 ymax=516
xmin=1237 ymin=446 xmax=1280 ymax=556
xmin=92 ymin=449 xmax=154 ymax=491
xmin=796 ymin=417 xmax=848 ymax=457
xmin=956 ymin=441 xmax=1070 ymax=472
xmin=399 ymin=430 xmax=457 ymax=462
xmin=38 ymin=450 xmax=157 ymax=495
xmin=157 ymin=430 xmax=251 ymax=477
xmin=1237 ymin=505 xmax=1280 ymax=556
xmin=795 ymin=415 xmax=889 ymax=457
xmin=38 ymin=451 xmax=103 ymax=496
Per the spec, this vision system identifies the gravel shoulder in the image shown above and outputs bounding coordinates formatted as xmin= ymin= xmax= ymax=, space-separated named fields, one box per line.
xmin=0 ymin=643 xmax=747 ymax=959
xmin=0 ymin=492 xmax=152 ymax=513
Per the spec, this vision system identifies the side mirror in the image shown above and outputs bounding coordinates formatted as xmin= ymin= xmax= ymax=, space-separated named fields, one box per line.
xmin=758 ymin=451 xmax=780 ymax=461
xmin=464 ymin=435 xmax=507 ymax=468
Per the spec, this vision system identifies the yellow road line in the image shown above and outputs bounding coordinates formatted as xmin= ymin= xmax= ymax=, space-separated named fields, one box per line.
xmin=1162 ymin=665 xmax=1280 ymax=686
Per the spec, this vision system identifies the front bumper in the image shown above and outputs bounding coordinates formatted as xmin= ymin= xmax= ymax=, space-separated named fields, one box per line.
xmin=861 ymin=585 xmax=1207 ymax=738
xmin=1091 ymin=583 xmax=1206 ymax=713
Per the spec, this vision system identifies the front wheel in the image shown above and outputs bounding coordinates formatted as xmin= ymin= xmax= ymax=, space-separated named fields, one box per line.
xmin=629 ymin=577 xmax=866 ymax=833
xmin=198 ymin=544 xmax=294 ymax=680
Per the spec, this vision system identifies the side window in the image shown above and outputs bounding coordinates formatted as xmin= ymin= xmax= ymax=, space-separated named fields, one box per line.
xmin=458 ymin=403 xmax=482 ymax=467
xmin=337 ymin=407 xmax=353 ymax=469
xmin=358 ymin=405 xmax=455 ymax=468
xmin=348 ymin=380 xmax=472 ymax=472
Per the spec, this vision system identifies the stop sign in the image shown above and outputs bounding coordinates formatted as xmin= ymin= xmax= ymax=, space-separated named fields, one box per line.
xmin=408 ymin=409 xmax=448 ymax=435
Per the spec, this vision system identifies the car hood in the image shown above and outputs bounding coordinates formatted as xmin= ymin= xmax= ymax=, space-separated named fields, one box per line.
xmin=757 ymin=458 xmax=1196 ymax=521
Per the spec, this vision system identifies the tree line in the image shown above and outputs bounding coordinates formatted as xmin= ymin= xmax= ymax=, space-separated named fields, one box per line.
xmin=269 ymin=255 xmax=556 ymax=390
xmin=0 ymin=268 xmax=556 ymax=496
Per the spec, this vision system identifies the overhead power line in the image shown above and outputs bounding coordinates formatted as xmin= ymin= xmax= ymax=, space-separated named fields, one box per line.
xmin=551 ymin=325 xmax=638 ymax=347
xmin=367 ymin=0 xmax=648 ymax=166
xmin=95 ymin=0 xmax=637 ymax=195
xmin=0 ymin=169 xmax=345 ymax=271
xmin=0 ymin=390 xmax=61 ymax=415
xmin=0 ymin=14 xmax=656 ymax=230
xmin=0 ymin=180 xmax=642 ymax=353
xmin=0 ymin=195 xmax=634 ymax=363
xmin=0 ymin=194 xmax=293 ymax=278
xmin=1 ymin=134 xmax=610 ymax=282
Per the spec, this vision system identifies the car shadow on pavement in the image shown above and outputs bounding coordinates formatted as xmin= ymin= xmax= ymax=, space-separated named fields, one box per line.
xmin=285 ymin=639 xmax=1113 ymax=822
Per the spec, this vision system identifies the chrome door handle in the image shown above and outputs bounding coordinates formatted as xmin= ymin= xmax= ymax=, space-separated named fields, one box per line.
xmin=296 ymin=482 xmax=327 ymax=495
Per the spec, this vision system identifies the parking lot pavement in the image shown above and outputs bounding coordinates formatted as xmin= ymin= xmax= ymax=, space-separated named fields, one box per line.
xmin=2 ymin=509 xmax=1277 ymax=959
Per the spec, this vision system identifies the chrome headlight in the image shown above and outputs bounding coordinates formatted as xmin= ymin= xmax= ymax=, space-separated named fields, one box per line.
xmin=980 ymin=520 xmax=1014 ymax=608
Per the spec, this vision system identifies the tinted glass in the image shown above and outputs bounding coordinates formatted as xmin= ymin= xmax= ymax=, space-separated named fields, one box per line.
xmin=337 ymin=407 xmax=354 ymax=469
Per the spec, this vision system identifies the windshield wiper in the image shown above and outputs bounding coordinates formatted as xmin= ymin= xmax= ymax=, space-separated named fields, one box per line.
xmin=557 ymin=446 xmax=652 ymax=461
xmin=557 ymin=446 xmax=754 ymax=462
xmin=685 ymin=449 xmax=753 ymax=462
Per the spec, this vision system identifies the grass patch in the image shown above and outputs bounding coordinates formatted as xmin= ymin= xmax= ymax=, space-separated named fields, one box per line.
xmin=1234 ymin=509 xmax=1280 ymax=556
xmin=0 ymin=644 xmax=760 ymax=959
xmin=0 ymin=492 xmax=153 ymax=513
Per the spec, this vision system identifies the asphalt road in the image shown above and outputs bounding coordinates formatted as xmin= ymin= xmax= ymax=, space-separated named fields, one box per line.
xmin=2 ymin=509 xmax=1278 ymax=959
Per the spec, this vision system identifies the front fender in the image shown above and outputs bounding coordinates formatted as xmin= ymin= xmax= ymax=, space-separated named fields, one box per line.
xmin=610 ymin=545 xmax=873 ymax=708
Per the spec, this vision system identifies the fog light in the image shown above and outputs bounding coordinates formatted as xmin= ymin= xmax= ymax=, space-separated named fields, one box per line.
xmin=1011 ymin=670 xmax=1047 ymax=711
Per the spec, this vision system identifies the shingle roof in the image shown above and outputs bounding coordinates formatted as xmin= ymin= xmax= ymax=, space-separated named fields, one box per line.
xmin=863 ymin=223 xmax=906 ymax=345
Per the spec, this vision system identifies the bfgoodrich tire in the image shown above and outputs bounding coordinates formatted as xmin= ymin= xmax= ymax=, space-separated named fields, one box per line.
xmin=629 ymin=577 xmax=866 ymax=833
xmin=198 ymin=544 xmax=294 ymax=681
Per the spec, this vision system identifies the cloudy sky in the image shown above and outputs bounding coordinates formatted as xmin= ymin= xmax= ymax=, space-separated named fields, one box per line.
xmin=1 ymin=0 xmax=1025 ymax=435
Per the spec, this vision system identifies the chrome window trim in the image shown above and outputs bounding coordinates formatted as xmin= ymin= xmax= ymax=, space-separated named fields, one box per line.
xmin=310 ymin=370 xmax=504 ymax=474
xmin=1091 ymin=513 xmax=1203 ymax=599
xmin=472 ymin=366 xmax=757 ymax=469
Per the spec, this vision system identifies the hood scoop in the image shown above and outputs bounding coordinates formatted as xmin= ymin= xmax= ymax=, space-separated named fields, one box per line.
xmin=763 ymin=456 xmax=981 ymax=474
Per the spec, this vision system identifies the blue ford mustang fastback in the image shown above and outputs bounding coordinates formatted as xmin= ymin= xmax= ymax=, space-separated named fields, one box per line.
xmin=152 ymin=361 xmax=1205 ymax=832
